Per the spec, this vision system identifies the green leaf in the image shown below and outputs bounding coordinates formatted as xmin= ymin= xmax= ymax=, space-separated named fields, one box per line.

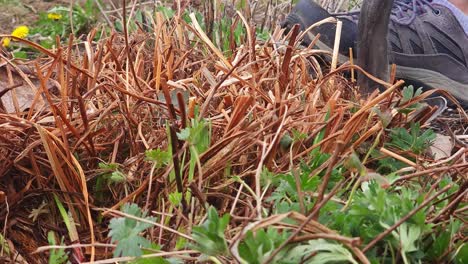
xmin=132 ymin=244 xmax=183 ymax=263
xmin=145 ymin=148 xmax=171 ymax=168
xmin=190 ymin=207 xmax=230 ymax=257
xmin=427 ymin=218 xmax=462 ymax=260
xmin=397 ymin=223 xmax=421 ymax=253
xmin=428 ymin=231 xmax=451 ymax=259
xmin=97 ymin=162 xmax=126 ymax=185
xmin=53 ymin=194 xmax=78 ymax=241
xmin=399 ymin=86 xmax=424 ymax=114
xmin=131 ymin=258 xmax=169 ymax=264
xmin=48 ymin=231 xmax=68 ymax=264
xmin=387 ymin=122 xmax=435 ymax=154
xmin=238 ymin=228 xmax=288 ymax=264
xmin=176 ymin=127 xmax=191 ymax=141
xmin=130 ymin=243 xmax=169 ymax=264
xmin=291 ymin=128 xmax=307 ymax=141
xmin=155 ymin=6 xmax=176 ymax=19
xmin=279 ymin=133 xmax=293 ymax=150
xmin=109 ymin=171 xmax=126 ymax=183
xmin=169 ymin=192 xmax=182 ymax=206
xmin=0 ymin=233 xmax=10 ymax=256
xmin=236 ymin=0 xmax=247 ymax=10
xmin=283 ymin=239 xmax=358 ymax=264
xmin=98 ymin=162 xmax=119 ymax=170
xmin=108 ymin=203 xmax=156 ymax=257
xmin=175 ymin=236 xmax=187 ymax=250
xmin=454 ymin=243 xmax=468 ymax=264
xmin=13 ymin=51 xmax=28 ymax=59
xmin=177 ymin=117 xmax=211 ymax=183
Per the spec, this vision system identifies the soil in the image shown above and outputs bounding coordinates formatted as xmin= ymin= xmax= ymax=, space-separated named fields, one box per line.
xmin=0 ymin=0 xmax=82 ymax=33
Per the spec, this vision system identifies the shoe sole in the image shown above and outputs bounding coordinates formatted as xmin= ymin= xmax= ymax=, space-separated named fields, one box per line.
xmin=396 ymin=66 xmax=468 ymax=105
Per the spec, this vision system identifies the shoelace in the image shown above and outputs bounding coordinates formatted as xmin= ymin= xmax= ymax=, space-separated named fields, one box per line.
xmin=392 ymin=0 xmax=439 ymax=25
xmin=334 ymin=0 xmax=439 ymax=25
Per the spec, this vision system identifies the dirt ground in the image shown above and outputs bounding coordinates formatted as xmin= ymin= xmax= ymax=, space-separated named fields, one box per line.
xmin=0 ymin=0 xmax=83 ymax=33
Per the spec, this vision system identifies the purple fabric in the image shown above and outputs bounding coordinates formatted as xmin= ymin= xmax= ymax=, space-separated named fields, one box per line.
xmin=338 ymin=0 xmax=468 ymax=34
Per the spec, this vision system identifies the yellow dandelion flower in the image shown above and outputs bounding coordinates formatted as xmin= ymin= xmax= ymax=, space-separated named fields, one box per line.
xmin=11 ymin=26 xmax=29 ymax=39
xmin=47 ymin=13 xmax=62 ymax=20
xmin=2 ymin=37 xmax=11 ymax=47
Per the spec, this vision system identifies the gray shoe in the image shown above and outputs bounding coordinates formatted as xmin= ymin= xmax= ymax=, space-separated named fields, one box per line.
xmin=282 ymin=0 xmax=468 ymax=107
xmin=281 ymin=0 xmax=358 ymax=58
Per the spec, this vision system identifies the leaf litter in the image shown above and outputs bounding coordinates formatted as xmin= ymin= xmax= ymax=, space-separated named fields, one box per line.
xmin=0 ymin=2 xmax=466 ymax=263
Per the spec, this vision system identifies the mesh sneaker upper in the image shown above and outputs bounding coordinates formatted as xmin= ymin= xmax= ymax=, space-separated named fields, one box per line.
xmin=282 ymin=0 xmax=468 ymax=105
xmin=334 ymin=0 xmax=468 ymax=67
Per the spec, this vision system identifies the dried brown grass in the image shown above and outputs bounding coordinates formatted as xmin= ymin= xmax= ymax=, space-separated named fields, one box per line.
xmin=0 ymin=5 xmax=466 ymax=262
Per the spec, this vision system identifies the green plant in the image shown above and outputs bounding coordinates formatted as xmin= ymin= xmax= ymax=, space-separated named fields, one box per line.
xmin=177 ymin=114 xmax=211 ymax=183
xmin=327 ymin=180 xmax=460 ymax=263
xmin=213 ymin=15 xmax=245 ymax=53
xmin=190 ymin=206 xmax=230 ymax=257
xmin=155 ymin=6 xmax=176 ymax=20
xmin=399 ymin=85 xmax=424 ymax=114
xmin=168 ymin=191 xmax=183 ymax=207
xmin=371 ymin=121 xmax=436 ymax=173
xmin=157 ymin=4 xmax=269 ymax=54
xmin=267 ymin=169 xmax=318 ymax=214
xmin=31 ymin=0 xmax=97 ymax=47
xmin=97 ymin=162 xmax=126 ymax=183
xmin=387 ymin=122 xmax=436 ymax=155
xmin=267 ymin=151 xmax=343 ymax=215
xmin=454 ymin=243 xmax=468 ymax=264
xmin=145 ymin=149 xmax=171 ymax=168
xmin=53 ymin=195 xmax=79 ymax=245
xmin=282 ymin=239 xmax=359 ymax=264
xmin=0 ymin=233 xmax=11 ymax=257
xmin=47 ymin=231 xmax=68 ymax=264
xmin=113 ymin=9 xmax=149 ymax=33
xmin=238 ymin=228 xmax=289 ymax=264
xmin=375 ymin=154 xmax=408 ymax=174
xmin=108 ymin=203 xmax=156 ymax=257
xmin=94 ymin=162 xmax=127 ymax=202
xmin=130 ymin=243 xmax=171 ymax=264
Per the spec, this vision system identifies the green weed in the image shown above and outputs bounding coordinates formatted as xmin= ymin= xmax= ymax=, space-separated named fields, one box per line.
xmin=47 ymin=231 xmax=68 ymax=264
xmin=190 ymin=207 xmax=230 ymax=259
xmin=31 ymin=0 xmax=96 ymax=46
xmin=387 ymin=122 xmax=436 ymax=155
xmin=108 ymin=203 xmax=156 ymax=257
